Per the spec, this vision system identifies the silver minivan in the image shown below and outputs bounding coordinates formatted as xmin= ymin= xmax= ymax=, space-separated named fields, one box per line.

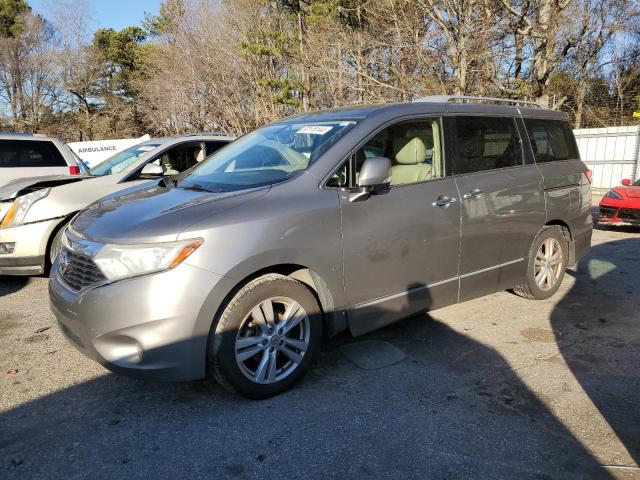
xmin=49 ymin=97 xmax=593 ymax=398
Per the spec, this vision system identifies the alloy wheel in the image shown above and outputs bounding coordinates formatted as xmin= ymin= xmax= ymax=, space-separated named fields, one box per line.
xmin=234 ymin=297 xmax=310 ymax=384
xmin=534 ymin=237 xmax=564 ymax=291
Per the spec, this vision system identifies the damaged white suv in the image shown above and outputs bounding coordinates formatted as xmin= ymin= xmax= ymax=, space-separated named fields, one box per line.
xmin=0 ymin=133 xmax=237 ymax=275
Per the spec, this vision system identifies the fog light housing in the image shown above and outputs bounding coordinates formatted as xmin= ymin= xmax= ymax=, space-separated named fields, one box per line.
xmin=94 ymin=335 xmax=143 ymax=364
xmin=0 ymin=242 xmax=15 ymax=254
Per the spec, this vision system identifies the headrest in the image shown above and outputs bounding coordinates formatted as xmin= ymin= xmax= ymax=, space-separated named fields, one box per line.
xmin=394 ymin=137 xmax=427 ymax=165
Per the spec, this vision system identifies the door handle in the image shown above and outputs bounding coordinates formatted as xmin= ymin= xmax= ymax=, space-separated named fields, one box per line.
xmin=432 ymin=195 xmax=457 ymax=208
xmin=463 ymin=188 xmax=485 ymax=200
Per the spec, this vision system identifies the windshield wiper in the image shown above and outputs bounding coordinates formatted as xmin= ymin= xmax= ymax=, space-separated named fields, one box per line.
xmin=180 ymin=183 xmax=213 ymax=192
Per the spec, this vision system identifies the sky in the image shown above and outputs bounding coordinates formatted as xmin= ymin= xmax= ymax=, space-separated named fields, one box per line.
xmin=28 ymin=0 xmax=162 ymax=31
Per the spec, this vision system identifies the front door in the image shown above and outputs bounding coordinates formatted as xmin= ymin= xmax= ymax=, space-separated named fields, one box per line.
xmin=450 ymin=115 xmax=545 ymax=301
xmin=337 ymin=118 xmax=461 ymax=336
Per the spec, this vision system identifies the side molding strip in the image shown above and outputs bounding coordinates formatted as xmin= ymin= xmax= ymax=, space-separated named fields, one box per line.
xmin=348 ymin=276 xmax=458 ymax=310
xmin=459 ymin=257 xmax=526 ymax=279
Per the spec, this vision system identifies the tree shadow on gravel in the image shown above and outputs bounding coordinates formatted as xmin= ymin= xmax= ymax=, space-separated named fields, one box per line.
xmin=550 ymin=238 xmax=640 ymax=467
xmin=0 ymin=286 xmax=614 ymax=479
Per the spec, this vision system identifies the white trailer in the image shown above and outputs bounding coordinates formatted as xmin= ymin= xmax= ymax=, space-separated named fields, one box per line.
xmin=67 ymin=134 xmax=151 ymax=168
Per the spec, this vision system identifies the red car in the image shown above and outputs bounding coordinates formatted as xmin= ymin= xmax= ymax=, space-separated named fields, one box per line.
xmin=599 ymin=178 xmax=640 ymax=225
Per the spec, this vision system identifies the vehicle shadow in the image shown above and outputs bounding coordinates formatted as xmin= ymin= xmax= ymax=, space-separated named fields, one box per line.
xmin=0 ymin=284 xmax=614 ymax=478
xmin=0 ymin=276 xmax=29 ymax=297
xmin=549 ymin=238 xmax=640 ymax=466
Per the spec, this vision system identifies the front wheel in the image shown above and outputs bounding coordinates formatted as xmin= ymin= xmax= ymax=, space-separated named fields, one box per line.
xmin=208 ymin=274 xmax=322 ymax=399
xmin=49 ymin=224 xmax=66 ymax=265
xmin=514 ymin=226 xmax=568 ymax=300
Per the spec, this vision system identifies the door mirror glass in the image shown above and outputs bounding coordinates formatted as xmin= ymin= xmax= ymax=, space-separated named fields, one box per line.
xmin=140 ymin=163 xmax=164 ymax=177
xmin=358 ymin=156 xmax=392 ymax=188
xmin=622 ymin=178 xmax=632 ymax=186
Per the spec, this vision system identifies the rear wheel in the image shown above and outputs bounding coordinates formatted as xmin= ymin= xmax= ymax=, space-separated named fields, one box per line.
xmin=514 ymin=226 xmax=568 ymax=300
xmin=208 ymin=274 xmax=322 ymax=399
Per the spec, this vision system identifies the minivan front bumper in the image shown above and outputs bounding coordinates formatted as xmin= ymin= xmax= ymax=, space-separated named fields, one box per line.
xmin=49 ymin=260 xmax=226 ymax=381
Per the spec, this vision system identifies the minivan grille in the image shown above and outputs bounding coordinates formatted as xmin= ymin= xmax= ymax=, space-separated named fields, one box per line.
xmin=60 ymin=249 xmax=106 ymax=291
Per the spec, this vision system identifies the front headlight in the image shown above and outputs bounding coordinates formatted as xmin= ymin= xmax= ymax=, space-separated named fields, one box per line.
xmin=90 ymin=238 xmax=203 ymax=281
xmin=0 ymin=188 xmax=51 ymax=227
xmin=605 ymin=189 xmax=624 ymax=200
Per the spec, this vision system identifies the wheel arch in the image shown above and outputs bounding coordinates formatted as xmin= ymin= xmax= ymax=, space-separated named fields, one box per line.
xmin=44 ymin=211 xmax=79 ymax=272
xmin=544 ymin=219 xmax=575 ymax=266
xmin=209 ymin=263 xmax=346 ymax=340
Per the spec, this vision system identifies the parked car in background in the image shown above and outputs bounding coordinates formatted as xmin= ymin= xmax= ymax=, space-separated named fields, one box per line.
xmin=0 ymin=133 xmax=237 ymax=275
xmin=599 ymin=178 xmax=640 ymax=225
xmin=49 ymin=97 xmax=592 ymax=399
xmin=0 ymin=133 xmax=87 ymax=189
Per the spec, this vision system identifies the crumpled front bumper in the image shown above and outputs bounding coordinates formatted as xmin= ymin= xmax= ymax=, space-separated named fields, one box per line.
xmin=0 ymin=218 xmax=64 ymax=275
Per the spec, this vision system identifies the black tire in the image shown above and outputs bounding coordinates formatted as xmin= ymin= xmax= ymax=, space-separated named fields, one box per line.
xmin=49 ymin=224 xmax=66 ymax=265
xmin=514 ymin=226 xmax=568 ymax=300
xmin=44 ymin=221 xmax=69 ymax=275
xmin=207 ymin=273 xmax=322 ymax=399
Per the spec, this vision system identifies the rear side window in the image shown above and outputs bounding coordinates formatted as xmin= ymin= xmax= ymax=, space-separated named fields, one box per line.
xmin=453 ymin=117 xmax=523 ymax=175
xmin=523 ymin=119 xmax=579 ymax=163
xmin=0 ymin=140 xmax=66 ymax=168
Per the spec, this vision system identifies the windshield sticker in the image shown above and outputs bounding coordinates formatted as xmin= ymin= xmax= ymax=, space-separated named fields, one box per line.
xmin=297 ymin=126 xmax=333 ymax=135
xmin=137 ymin=145 xmax=156 ymax=151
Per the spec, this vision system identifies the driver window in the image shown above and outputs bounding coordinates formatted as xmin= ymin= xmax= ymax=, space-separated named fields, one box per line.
xmin=150 ymin=144 xmax=204 ymax=176
xmin=327 ymin=118 xmax=443 ymax=188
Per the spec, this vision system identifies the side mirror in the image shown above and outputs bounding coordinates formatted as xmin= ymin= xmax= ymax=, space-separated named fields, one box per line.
xmin=622 ymin=178 xmax=632 ymax=187
xmin=350 ymin=156 xmax=392 ymax=202
xmin=140 ymin=163 xmax=164 ymax=177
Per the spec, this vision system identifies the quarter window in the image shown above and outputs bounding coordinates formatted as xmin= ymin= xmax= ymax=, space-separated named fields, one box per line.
xmin=524 ymin=119 xmax=579 ymax=163
xmin=0 ymin=140 xmax=66 ymax=168
xmin=453 ymin=117 xmax=523 ymax=175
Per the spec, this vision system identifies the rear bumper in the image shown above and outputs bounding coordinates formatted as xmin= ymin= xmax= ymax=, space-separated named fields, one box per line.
xmin=573 ymin=229 xmax=592 ymax=265
xmin=0 ymin=218 xmax=63 ymax=275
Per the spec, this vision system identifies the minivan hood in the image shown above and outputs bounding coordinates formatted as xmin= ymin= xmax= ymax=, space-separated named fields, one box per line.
xmin=71 ymin=184 xmax=270 ymax=244
xmin=0 ymin=174 xmax=90 ymax=201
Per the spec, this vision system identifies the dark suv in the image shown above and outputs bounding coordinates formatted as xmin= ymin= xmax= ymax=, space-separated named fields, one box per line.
xmin=50 ymin=96 xmax=592 ymax=398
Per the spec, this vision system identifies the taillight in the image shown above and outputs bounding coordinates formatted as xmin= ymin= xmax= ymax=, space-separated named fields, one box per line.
xmin=584 ymin=168 xmax=592 ymax=184
xmin=69 ymin=165 xmax=80 ymax=175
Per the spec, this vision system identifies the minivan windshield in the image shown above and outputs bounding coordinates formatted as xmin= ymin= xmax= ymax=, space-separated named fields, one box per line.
xmin=178 ymin=120 xmax=358 ymax=192
xmin=90 ymin=143 xmax=160 ymax=176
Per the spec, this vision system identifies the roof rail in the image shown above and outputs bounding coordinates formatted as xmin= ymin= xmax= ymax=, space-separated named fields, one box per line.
xmin=181 ymin=131 xmax=243 ymax=138
xmin=0 ymin=132 xmax=48 ymax=137
xmin=413 ymin=95 xmax=544 ymax=109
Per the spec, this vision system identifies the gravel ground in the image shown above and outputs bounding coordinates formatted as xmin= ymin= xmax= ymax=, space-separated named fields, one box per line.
xmin=1 ymin=225 xmax=639 ymax=479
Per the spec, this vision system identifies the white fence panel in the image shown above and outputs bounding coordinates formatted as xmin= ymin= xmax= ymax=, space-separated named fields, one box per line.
xmin=573 ymin=126 xmax=639 ymax=190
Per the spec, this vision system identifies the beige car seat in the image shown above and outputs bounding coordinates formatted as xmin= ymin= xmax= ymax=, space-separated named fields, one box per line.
xmin=391 ymin=137 xmax=432 ymax=185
